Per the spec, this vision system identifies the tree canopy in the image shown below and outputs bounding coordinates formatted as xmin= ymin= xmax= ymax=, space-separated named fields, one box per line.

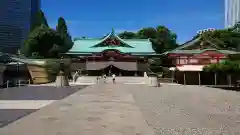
xmin=200 ymin=29 xmax=240 ymax=51
xmin=30 ymin=10 xmax=49 ymax=31
xmin=137 ymin=27 xmax=157 ymax=39
xmin=22 ymin=11 xmax=74 ymax=58
xmin=117 ymin=25 xmax=178 ymax=54
xmin=151 ymin=26 xmax=178 ymax=53
xmin=56 ymin=17 xmax=73 ymax=53
xmin=203 ymin=60 xmax=240 ymax=73
xmin=118 ymin=31 xmax=136 ymax=39
xmin=22 ymin=27 xmax=65 ymax=58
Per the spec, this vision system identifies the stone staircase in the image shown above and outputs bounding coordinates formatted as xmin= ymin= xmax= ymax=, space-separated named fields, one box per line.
xmin=75 ymin=76 xmax=147 ymax=85
xmin=112 ymin=77 xmax=147 ymax=84
xmin=75 ymin=76 xmax=96 ymax=85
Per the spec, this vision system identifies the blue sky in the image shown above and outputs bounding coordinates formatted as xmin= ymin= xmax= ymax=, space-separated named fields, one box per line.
xmin=42 ymin=0 xmax=224 ymax=43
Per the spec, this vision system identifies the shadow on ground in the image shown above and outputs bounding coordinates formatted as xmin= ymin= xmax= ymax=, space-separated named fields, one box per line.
xmin=0 ymin=85 xmax=87 ymax=128
xmin=0 ymin=85 xmax=87 ymax=100
xmin=0 ymin=109 xmax=38 ymax=128
xmin=207 ymin=86 xmax=240 ymax=92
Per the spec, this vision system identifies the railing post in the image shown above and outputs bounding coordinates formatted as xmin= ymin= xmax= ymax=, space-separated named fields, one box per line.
xmin=18 ymin=80 xmax=21 ymax=87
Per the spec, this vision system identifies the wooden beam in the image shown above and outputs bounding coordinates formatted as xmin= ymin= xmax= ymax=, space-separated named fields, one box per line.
xmin=183 ymin=72 xmax=186 ymax=85
xmin=198 ymin=72 xmax=201 ymax=85
xmin=214 ymin=73 xmax=217 ymax=85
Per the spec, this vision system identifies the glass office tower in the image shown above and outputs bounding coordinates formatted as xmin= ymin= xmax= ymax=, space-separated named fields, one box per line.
xmin=0 ymin=0 xmax=41 ymax=54
xmin=225 ymin=0 xmax=240 ymax=28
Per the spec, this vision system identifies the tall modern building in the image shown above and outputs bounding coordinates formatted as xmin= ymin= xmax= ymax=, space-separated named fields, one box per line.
xmin=0 ymin=0 xmax=41 ymax=54
xmin=225 ymin=0 xmax=240 ymax=28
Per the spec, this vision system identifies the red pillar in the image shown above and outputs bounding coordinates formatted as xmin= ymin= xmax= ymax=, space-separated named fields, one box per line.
xmin=217 ymin=56 xmax=220 ymax=63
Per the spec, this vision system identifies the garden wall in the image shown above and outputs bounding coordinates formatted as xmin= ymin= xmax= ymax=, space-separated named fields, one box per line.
xmin=27 ymin=65 xmax=54 ymax=84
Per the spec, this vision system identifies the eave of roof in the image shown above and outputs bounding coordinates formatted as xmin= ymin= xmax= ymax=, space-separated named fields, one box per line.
xmin=166 ymin=49 xmax=239 ymax=55
xmin=65 ymin=51 xmax=158 ymax=56
xmin=161 ymin=37 xmax=201 ymax=55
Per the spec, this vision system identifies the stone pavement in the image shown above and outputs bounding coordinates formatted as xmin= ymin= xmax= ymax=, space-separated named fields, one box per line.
xmin=0 ymin=86 xmax=86 ymax=128
xmin=0 ymin=84 xmax=240 ymax=135
xmin=0 ymin=84 xmax=154 ymax=135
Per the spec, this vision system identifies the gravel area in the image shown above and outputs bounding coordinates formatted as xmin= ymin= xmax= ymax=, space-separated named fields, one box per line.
xmin=129 ymin=84 xmax=240 ymax=135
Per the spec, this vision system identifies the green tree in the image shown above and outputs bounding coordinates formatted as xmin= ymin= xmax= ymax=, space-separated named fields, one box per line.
xmin=56 ymin=17 xmax=73 ymax=53
xmin=30 ymin=10 xmax=49 ymax=31
xmin=203 ymin=60 xmax=240 ymax=73
xmin=22 ymin=27 xmax=64 ymax=58
xmin=116 ymin=25 xmax=178 ymax=54
xmin=118 ymin=31 xmax=136 ymax=39
xmin=201 ymin=29 xmax=240 ymax=51
xmin=137 ymin=27 xmax=156 ymax=39
xmin=151 ymin=25 xmax=178 ymax=54
xmin=231 ymin=21 xmax=240 ymax=32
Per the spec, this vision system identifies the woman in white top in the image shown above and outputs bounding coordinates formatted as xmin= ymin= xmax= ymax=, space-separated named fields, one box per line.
xmin=112 ymin=74 xmax=116 ymax=84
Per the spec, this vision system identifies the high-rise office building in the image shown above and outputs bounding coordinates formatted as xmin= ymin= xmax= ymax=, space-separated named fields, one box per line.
xmin=0 ymin=0 xmax=41 ymax=54
xmin=225 ymin=0 xmax=240 ymax=28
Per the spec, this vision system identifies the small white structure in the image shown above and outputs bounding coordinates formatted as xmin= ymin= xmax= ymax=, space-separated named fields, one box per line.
xmin=147 ymin=73 xmax=158 ymax=87
xmin=169 ymin=65 xmax=204 ymax=85
xmin=172 ymin=65 xmax=204 ymax=72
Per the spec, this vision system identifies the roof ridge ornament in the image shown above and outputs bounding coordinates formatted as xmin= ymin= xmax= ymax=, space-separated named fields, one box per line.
xmin=90 ymin=29 xmax=134 ymax=48
xmin=111 ymin=28 xmax=115 ymax=35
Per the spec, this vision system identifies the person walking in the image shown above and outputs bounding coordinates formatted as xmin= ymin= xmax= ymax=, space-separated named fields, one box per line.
xmin=96 ymin=76 xmax=100 ymax=84
xmin=103 ymin=74 xmax=107 ymax=83
xmin=112 ymin=73 xmax=116 ymax=84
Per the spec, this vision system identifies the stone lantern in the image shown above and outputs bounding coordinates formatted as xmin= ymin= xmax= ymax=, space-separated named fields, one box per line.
xmin=55 ymin=62 xmax=69 ymax=87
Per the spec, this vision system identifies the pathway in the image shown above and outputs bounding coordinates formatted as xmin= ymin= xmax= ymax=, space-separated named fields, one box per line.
xmin=0 ymin=84 xmax=154 ymax=135
xmin=0 ymin=84 xmax=240 ymax=135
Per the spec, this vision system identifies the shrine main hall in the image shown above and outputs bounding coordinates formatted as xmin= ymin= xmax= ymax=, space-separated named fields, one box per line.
xmin=65 ymin=29 xmax=157 ymax=76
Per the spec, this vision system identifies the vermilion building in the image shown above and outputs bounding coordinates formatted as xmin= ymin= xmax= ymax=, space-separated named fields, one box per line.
xmin=165 ymin=37 xmax=239 ymax=71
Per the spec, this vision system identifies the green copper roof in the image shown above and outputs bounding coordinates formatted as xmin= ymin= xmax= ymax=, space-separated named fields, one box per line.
xmin=67 ymin=29 xmax=155 ymax=54
xmin=91 ymin=29 xmax=134 ymax=48
xmin=177 ymin=37 xmax=201 ymax=50
xmin=167 ymin=49 xmax=239 ymax=55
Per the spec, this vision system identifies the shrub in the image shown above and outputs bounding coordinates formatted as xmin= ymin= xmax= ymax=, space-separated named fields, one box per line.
xmin=203 ymin=60 xmax=240 ymax=73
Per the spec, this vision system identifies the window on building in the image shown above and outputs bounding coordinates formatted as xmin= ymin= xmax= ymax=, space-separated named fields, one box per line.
xmin=189 ymin=59 xmax=198 ymax=63
xmin=179 ymin=59 xmax=188 ymax=64
xmin=210 ymin=59 xmax=217 ymax=63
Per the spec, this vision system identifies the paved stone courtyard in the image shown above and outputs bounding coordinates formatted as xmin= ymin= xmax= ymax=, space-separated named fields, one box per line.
xmin=0 ymin=84 xmax=239 ymax=135
xmin=0 ymin=86 xmax=86 ymax=127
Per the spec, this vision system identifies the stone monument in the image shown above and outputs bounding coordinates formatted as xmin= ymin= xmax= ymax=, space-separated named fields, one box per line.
xmin=55 ymin=62 xmax=69 ymax=87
